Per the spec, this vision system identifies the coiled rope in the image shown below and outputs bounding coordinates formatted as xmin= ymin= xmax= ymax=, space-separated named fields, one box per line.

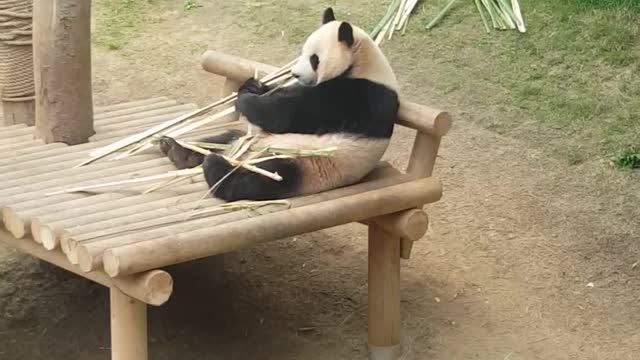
xmin=0 ymin=0 xmax=34 ymax=102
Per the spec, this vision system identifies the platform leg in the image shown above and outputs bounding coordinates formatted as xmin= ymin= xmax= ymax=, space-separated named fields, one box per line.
xmin=368 ymin=225 xmax=402 ymax=360
xmin=110 ymin=286 xmax=148 ymax=360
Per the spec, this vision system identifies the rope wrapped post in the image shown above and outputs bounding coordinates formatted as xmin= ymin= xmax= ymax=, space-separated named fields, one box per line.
xmin=0 ymin=0 xmax=35 ymax=126
xmin=33 ymin=0 xmax=94 ymax=144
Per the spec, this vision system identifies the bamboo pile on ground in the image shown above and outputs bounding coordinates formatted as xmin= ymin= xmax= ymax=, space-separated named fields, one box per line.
xmin=426 ymin=0 xmax=525 ymax=32
xmin=371 ymin=0 xmax=420 ymax=45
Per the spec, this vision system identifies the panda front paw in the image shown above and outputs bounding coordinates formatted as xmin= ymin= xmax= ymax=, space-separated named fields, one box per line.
xmin=238 ymin=78 xmax=270 ymax=96
xmin=235 ymin=92 xmax=255 ymax=116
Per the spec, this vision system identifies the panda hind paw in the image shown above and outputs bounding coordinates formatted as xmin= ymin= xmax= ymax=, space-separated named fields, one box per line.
xmin=158 ymin=136 xmax=177 ymax=155
xmin=159 ymin=136 xmax=203 ymax=169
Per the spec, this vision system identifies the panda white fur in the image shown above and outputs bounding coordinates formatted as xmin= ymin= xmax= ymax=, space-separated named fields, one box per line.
xmin=159 ymin=7 xmax=400 ymax=201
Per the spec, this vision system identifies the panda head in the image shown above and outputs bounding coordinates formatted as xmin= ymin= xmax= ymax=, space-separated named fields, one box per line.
xmin=291 ymin=8 xmax=398 ymax=90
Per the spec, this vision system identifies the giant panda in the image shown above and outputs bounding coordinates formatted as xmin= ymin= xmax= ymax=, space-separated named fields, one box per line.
xmin=159 ymin=7 xmax=400 ymax=201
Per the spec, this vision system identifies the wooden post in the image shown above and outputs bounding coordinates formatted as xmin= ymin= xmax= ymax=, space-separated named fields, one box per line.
xmin=33 ymin=0 xmax=94 ymax=144
xmin=368 ymin=225 xmax=401 ymax=360
xmin=110 ymin=287 xmax=148 ymax=360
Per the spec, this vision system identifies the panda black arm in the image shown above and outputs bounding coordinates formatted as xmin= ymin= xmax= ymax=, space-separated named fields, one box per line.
xmin=236 ymin=78 xmax=399 ymax=138
xmin=235 ymin=85 xmax=308 ymax=133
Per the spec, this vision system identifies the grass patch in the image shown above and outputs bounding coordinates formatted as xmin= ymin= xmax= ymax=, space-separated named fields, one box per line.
xmin=93 ymin=0 xmax=171 ymax=50
xmin=561 ymin=0 xmax=640 ymax=13
xmin=390 ymin=0 xmax=640 ymax=165
xmin=613 ymin=149 xmax=640 ymax=169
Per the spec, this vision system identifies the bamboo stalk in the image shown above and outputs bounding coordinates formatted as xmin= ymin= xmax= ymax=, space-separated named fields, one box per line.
xmin=119 ymin=107 xmax=237 ymax=158
xmin=221 ymin=154 xmax=283 ymax=181
xmin=426 ymin=0 xmax=458 ymax=30
xmin=474 ymin=0 xmax=492 ymax=33
xmin=495 ymin=0 xmax=517 ymax=29
xmin=82 ymin=59 xmax=295 ymax=166
xmin=371 ymin=0 xmax=401 ymax=39
xmin=398 ymin=0 xmax=418 ymax=32
xmin=388 ymin=0 xmax=407 ymax=39
xmin=78 ymin=94 xmax=237 ymax=167
xmin=510 ymin=0 xmax=526 ymax=32
xmin=481 ymin=0 xmax=499 ymax=29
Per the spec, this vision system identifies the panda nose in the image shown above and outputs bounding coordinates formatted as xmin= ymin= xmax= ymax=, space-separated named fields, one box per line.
xmin=291 ymin=72 xmax=300 ymax=79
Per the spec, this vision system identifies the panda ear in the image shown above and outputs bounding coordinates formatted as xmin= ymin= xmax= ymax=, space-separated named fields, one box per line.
xmin=322 ymin=7 xmax=336 ymax=24
xmin=338 ymin=22 xmax=354 ymax=48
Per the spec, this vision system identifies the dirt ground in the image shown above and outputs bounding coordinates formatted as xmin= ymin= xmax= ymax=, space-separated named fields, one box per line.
xmin=1 ymin=3 xmax=639 ymax=360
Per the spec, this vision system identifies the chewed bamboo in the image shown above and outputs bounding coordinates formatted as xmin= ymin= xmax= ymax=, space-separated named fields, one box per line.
xmin=77 ymin=95 xmax=237 ymax=167
xmin=83 ymin=60 xmax=296 ymax=166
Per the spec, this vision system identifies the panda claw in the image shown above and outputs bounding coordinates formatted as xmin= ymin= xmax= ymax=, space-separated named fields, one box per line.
xmin=158 ymin=136 xmax=177 ymax=155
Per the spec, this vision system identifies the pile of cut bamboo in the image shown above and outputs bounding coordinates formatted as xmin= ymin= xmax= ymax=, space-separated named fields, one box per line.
xmin=371 ymin=0 xmax=420 ymax=45
xmin=426 ymin=0 xmax=526 ymax=33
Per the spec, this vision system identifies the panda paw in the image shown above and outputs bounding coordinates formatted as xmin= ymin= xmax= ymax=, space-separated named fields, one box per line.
xmin=238 ymin=78 xmax=270 ymax=96
xmin=158 ymin=136 xmax=204 ymax=169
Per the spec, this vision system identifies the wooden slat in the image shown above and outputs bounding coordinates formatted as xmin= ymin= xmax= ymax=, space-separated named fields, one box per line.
xmin=0 ymin=140 xmax=45 ymax=153
xmin=33 ymin=183 xmax=210 ymax=250
xmin=75 ymin=166 xmax=406 ymax=272
xmin=0 ymin=158 xmax=171 ymax=207
xmin=0 ymin=134 xmax=33 ymax=146
xmin=95 ymin=109 xmax=198 ymax=134
xmin=94 ymin=100 xmax=179 ymax=120
xmin=94 ymin=97 xmax=170 ymax=113
xmin=94 ymin=104 xmax=198 ymax=127
xmin=0 ymin=125 xmax=32 ymax=140
xmin=0 ymin=155 xmax=161 ymax=196
xmin=102 ymin=177 xmax=443 ymax=277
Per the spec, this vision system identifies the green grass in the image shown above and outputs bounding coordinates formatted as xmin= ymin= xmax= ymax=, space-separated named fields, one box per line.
xmin=390 ymin=0 xmax=640 ymax=167
xmin=613 ymin=149 xmax=640 ymax=169
xmin=93 ymin=0 xmax=171 ymax=50
xmin=562 ymin=0 xmax=640 ymax=12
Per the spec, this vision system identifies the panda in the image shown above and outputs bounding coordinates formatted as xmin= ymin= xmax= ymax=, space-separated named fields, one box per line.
xmin=159 ymin=7 xmax=400 ymax=201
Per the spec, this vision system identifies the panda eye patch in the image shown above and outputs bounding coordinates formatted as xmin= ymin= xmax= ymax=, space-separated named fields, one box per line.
xmin=309 ymin=54 xmax=319 ymax=71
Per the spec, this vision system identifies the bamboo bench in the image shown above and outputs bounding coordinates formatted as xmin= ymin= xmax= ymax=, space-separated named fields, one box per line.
xmin=0 ymin=2 xmax=452 ymax=360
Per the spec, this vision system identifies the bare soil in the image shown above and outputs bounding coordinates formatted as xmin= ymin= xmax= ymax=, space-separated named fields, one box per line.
xmin=1 ymin=3 xmax=639 ymax=360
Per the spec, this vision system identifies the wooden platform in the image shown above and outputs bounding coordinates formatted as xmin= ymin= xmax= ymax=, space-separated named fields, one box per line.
xmin=1 ymin=49 xmax=450 ymax=359
xmin=0 ymin=94 xmax=443 ymax=299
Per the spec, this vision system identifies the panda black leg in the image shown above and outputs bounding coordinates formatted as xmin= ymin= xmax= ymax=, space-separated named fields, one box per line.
xmin=199 ymin=129 xmax=245 ymax=145
xmin=159 ymin=130 xmax=246 ymax=170
xmin=202 ymin=153 xmax=302 ymax=201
